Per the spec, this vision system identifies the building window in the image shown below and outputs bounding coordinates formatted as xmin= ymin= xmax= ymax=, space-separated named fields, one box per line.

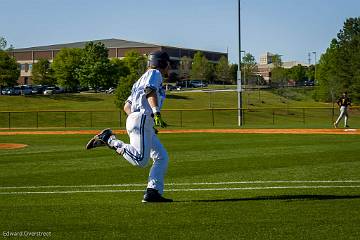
xmin=20 ymin=64 xmax=25 ymax=71
xmin=29 ymin=64 xmax=32 ymax=71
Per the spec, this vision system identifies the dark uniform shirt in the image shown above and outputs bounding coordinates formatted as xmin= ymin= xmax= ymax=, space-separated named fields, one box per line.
xmin=337 ymin=96 xmax=351 ymax=107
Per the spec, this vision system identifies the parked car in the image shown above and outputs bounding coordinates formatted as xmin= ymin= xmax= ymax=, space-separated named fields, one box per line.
xmin=304 ymin=80 xmax=314 ymax=86
xmin=43 ymin=86 xmax=63 ymax=95
xmin=190 ymin=80 xmax=207 ymax=88
xmin=8 ymin=86 xmax=21 ymax=95
xmin=1 ymin=87 xmax=10 ymax=95
xmin=32 ymin=85 xmax=46 ymax=94
xmin=105 ymin=87 xmax=115 ymax=94
xmin=20 ymin=85 xmax=32 ymax=95
xmin=163 ymin=84 xmax=178 ymax=91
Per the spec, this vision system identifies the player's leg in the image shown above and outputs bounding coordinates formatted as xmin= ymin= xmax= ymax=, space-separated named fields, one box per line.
xmin=334 ymin=106 xmax=345 ymax=128
xmin=142 ymin=133 xmax=172 ymax=203
xmin=147 ymin=134 xmax=169 ymax=194
xmin=115 ymin=112 xmax=152 ymax=167
xmin=85 ymin=128 xmax=114 ymax=150
xmin=344 ymin=108 xmax=349 ymax=127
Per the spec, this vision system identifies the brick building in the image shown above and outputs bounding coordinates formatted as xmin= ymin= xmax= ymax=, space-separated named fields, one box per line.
xmin=7 ymin=38 xmax=227 ymax=85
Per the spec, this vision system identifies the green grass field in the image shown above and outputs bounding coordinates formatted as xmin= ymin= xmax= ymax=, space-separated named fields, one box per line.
xmin=1 ymin=133 xmax=360 ymax=239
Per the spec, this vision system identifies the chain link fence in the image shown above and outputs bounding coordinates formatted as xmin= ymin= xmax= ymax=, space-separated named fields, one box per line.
xmin=0 ymin=107 xmax=359 ymax=129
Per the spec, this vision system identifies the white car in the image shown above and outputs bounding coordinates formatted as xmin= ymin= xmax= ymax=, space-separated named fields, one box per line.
xmin=43 ymin=86 xmax=63 ymax=95
xmin=43 ymin=87 xmax=55 ymax=95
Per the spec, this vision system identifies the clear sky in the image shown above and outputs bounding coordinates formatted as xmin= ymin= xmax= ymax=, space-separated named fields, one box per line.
xmin=1 ymin=0 xmax=359 ymax=64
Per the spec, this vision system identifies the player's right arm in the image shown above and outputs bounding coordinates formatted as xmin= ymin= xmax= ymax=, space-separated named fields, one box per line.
xmin=124 ymin=101 xmax=132 ymax=116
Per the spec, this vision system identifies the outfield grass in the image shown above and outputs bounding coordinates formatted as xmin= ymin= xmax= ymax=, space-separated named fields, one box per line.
xmin=1 ymin=133 xmax=360 ymax=239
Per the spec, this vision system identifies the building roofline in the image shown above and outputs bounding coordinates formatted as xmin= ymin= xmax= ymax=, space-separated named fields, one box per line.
xmin=11 ymin=38 xmax=160 ymax=52
xmin=10 ymin=38 xmax=227 ymax=55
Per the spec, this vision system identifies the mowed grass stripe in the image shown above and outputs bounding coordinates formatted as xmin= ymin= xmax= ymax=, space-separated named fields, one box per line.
xmin=1 ymin=185 xmax=360 ymax=195
xmin=1 ymin=180 xmax=360 ymax=189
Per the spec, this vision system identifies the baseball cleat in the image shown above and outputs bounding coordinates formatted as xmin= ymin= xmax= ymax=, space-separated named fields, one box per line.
xmin=333 ymin=122 xmax=338 ymax=128
xmin=85 ymin=128 xmax=113 ymax=150
xmin=345 ymin=125 xmax=350 ymax=128
xmin=142 ymin=188 xmax=173 ymax=203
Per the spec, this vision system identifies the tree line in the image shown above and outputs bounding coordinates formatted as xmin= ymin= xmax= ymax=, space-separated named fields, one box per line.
xmin=315 ymin=17 xmax=360 ymax=102
xmin=2 ymin=16 xmax=359 ymax=104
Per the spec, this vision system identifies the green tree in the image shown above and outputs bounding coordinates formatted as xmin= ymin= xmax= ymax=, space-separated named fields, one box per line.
xmin=215 ymin=56 xmax=231 ymax=84
xmin=0 ymin=36 xmax=14 ymax=51
xmin=287 ymin=64 xmax=307 ymax=84
xmin=241 ymin=53 xmax=258 ymax=85
xmin=316 ymin=17 xmax=360 ymax=102
xmin=270 ymin=67 xmax=288 ymax=87
xmin=205 ymin=62 xmax=216 ymax=83
xmin=32 ymin=58 xmax=56 ymax=86
xmin=179 ymin=56 xmax=192 ymax=80
xmin=52 ymin=48 xmax=82 ymax=91
xmin=0 ymin=50 xmax=20 ymax=87
xmin=190 ymin=51 xmax=208 ymax=81
xmin=316 ymin=40 xmax=343 ymax=102
xmin=0 ymin=37 xmax=7 ymax=50
xmin=114 ymin=51 xmax=147 ymax=108
xmin=122 ymin=51 xmax=147 ymax=78
xmin=110 ymin=58 xmax=130 ymax=84
xmin=76 ymin=42 xmax=114 ymax=90
xmin=114 ymin=73 xmax=138 ymax=109
xmin=229 ymin=63 xmax=238 ymax=84
xmin=272 ymin=54 xmax=283 ymax=68
xmin=306 ymin=65 xmax=315 ymax=82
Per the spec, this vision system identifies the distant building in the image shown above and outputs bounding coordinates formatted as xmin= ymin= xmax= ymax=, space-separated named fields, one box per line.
xmin=259 ymin=52 xmax=275 ymax=65
xmin=8 ymin=38 xmax=227 ymax=85
xmin=257 ymin=52 xmax=310 ymax=83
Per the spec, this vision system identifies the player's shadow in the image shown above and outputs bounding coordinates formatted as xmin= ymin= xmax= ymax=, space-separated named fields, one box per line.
xmin=175 ymin=195 xmax=360 ymax=203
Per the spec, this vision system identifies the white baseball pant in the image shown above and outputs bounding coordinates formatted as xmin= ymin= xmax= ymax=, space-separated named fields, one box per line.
xmin=114 ymin=111 xmax=169 ymax=194
xmin=335 ymin=106 xmax=349 ymax=126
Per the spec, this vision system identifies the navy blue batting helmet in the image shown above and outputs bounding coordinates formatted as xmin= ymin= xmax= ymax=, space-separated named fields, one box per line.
xmin=148 ymin=51 xmax=170 ymax=69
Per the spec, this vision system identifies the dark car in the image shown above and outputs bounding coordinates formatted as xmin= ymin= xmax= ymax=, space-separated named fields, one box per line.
xmin=304 ymin=80 xmax=314 ymax=86
xmin=8 ymin=86 xmax=21 ymax=95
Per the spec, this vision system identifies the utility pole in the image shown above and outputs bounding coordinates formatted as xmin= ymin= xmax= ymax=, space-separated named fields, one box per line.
xmin=312 ymin=51 xmax=317 ymax=85
xmin=237 ymin=0 xmax=243 ymax=126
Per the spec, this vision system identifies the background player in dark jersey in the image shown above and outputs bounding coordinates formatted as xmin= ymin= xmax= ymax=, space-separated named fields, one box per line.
xmin=334 ymin=92 xmax=352 ymax=128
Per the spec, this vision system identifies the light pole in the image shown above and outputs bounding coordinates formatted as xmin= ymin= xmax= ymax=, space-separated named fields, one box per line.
xmin=312 ymin=51 xmax=317 ymax=85
xmin=237 ymin=0 xmax=243 ymax=126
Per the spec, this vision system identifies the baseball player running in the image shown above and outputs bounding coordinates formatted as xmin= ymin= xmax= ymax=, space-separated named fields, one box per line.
xmin=334 ymin=91 xmax=352 ymax=128
xmin=86 ymin=51 xmax=172 ymax=203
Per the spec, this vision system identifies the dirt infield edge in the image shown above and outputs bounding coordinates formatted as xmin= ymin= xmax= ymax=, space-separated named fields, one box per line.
xmin=0 ymin=129 xmax=358 ymax=135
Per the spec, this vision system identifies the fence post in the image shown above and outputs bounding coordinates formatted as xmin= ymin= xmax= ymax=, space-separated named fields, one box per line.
xmin=243 ymin=108 xmax=245 ymax=125
xmin=211 ymin=109 xmax=215 ymax=126
xmin=272 ymin=109 xmax=275 ymax=125
xmin=303 ymin=108 xmax=305 ymax=124
xmin=119 ymin=111 xmax=122 ymax=128
xmin=90 ymin=111 xmax=93 ymax=128
xmin=180 ymin=110 xmax=183 ymax=128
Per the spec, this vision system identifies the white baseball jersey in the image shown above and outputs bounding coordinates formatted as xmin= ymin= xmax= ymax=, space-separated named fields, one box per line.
xmin=110 ymin=68 xmax=169 ymax=194
xmin=126 ymin=69 xmax=166 ymax=115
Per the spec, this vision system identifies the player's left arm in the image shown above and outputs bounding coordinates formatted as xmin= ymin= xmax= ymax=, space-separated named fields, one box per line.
xmin=146 ymin=90 xmax=167 ymax=128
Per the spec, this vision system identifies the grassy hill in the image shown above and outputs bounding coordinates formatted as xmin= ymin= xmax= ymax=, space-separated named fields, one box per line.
xmin=1 ymin=88 xmax=358 ymax=129
xmin=0 ymin=88 xmax=330 ymax=112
